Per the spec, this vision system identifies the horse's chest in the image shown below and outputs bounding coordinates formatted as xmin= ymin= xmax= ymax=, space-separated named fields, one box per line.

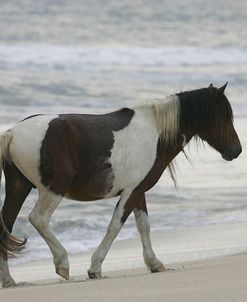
xmin=104 ymin=121 xmax=159 ymax=198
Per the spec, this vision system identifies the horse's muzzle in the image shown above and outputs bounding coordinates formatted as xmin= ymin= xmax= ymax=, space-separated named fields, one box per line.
xmin=222 ymin=144 xmax=242 ymax=161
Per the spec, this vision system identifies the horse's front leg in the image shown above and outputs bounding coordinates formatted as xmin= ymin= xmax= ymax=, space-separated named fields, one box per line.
xmin=88 ymin=190 xmax=139 ymax=279
xmin=134 ymin=194 xmax=165 ymax=273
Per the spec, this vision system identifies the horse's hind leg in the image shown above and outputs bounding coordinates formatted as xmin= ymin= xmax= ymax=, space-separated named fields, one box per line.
xmin=28 ymin=190 xmax=69 ymax=280
xmin=0 ymin=162 xmax=32 ymax=288
xmin=134 ymin=194 xmax=165 ymax=273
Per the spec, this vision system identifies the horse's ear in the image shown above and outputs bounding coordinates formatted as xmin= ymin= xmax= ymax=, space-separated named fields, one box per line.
xmin=208 ymin=83 xmax=213 ymax=88
xmin=218 ymin=82 xmax=228 ymax=94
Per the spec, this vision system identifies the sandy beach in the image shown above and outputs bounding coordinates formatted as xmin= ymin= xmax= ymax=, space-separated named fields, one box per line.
xmin=1 ymin=223 xmax=247 ymax=301
xmin=1 ymin=255 xmax=247 ymax=302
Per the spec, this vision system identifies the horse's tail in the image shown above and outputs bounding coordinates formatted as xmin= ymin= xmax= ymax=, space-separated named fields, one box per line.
xmin=0 ymin=130 xmax=26 ymax=259
xmin=0 ymin=214 xmax=26 ymax=259
xmin=0 ymin=131 xmax=12 ymax=184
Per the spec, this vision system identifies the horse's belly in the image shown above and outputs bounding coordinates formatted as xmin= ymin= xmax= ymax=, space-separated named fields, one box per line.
xmin=65 ymin=168 xmax=115 ymax=201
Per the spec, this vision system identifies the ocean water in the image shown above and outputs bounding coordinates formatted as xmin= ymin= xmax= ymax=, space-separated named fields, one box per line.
xmin=0 ymin=0 xmax=247 ymax=264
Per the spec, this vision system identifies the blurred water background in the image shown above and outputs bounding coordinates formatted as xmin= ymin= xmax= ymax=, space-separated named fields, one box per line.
xmin=0 ymin=0 xmax=247 ymax=263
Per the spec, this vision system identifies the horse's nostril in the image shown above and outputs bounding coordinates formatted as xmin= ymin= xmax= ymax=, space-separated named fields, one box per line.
xmin=232 ymin=145 xmax=242 ymax=159
xmin=222 ymin=153 xmax=233 ymax=161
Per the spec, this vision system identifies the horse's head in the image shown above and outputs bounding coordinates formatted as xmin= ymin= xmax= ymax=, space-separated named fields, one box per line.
xmin=200 ymin=83 xmax=242 ymax=161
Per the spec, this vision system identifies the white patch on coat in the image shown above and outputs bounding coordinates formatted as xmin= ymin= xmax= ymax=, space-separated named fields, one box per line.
xmin=8 ymin=115 xmax=57 ymax=188
xmin=89 ymin=190 xmax=131 ymax=274
xmin=105 ymin=107 xmax=159 ymax=198
xmin=105 ymin=96 xmax=180 ymax=198
xmin=134 ymin=209 xmax=164 ymax=271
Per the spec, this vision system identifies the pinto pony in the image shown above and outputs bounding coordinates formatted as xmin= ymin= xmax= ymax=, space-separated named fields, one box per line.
xmin=0 ymin=83 xmax=242 ymax=287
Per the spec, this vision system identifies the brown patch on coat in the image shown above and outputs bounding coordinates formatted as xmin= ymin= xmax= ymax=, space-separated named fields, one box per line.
xmin=39 ymin=108 xmax=134 ymax=200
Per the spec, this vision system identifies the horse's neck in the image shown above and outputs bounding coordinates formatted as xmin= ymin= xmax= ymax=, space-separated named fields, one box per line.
xmin=157 ymin=133 xmax=186 ymax=166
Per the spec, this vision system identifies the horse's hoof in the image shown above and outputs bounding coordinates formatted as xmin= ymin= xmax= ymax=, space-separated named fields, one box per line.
xmin=1 ymin=277 xmax=16 ymax=288
xmin=151 ymin=264 xmax=166 ymax=273
xmin=87 ymin=270 xmax=102 ymax=279
xmin=56 ymin=267 xmax=70 ymax=280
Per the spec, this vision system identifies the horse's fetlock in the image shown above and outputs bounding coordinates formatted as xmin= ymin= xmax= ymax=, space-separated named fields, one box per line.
xmin=144 ymin=256 xmax=165 ymax=273
xmin=89 ymin=256 xmax=103 ymax=276
xmin=54 ymin=250 xmax=69 ymax=269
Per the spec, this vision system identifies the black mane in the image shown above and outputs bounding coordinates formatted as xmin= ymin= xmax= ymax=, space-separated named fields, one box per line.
xmin=176 ymin=87 xmax=233 ymax=139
